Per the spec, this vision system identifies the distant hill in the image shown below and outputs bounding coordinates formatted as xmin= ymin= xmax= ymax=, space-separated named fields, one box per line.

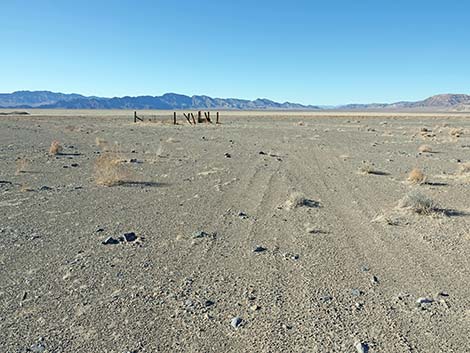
xmin=0 ymin=91 xmax=320 ymax=110
xmin=340 ymin=94 xmax=470 ymax=111
xmin=1 ymin=91 xmax=469 ymax=111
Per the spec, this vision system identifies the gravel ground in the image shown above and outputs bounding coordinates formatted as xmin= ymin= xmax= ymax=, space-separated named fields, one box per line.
xmin=1 ymin=110 xmax=470 ymax=352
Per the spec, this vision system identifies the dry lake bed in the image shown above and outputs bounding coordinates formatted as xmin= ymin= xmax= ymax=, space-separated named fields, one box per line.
xmin=1 ymin=110 xmax=470 ymax=352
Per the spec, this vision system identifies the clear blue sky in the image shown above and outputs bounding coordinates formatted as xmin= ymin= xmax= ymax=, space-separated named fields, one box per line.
xmin=1 ymin=0 xmax=469 ymax=105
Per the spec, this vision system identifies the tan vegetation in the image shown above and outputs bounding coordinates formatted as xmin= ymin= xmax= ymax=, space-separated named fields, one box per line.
xmin=93 ymin=152 xmax=130 ymax=186
xmin=49 ymin=140 xmax=63 ymax=155
xmin=15 ymin=158 xmax=29 ymax=175
xmin=398 ymin=191 xmax=438 ymax=215
xmin=449 ymin=128 xmax=463 ymax=138
xmin=418 ymin=144 xmax=432 ymax=153
xmin=458 ymin=162 xmax=470 ymax=175
xmin=408 ymin=168 xmax=426 ymax=184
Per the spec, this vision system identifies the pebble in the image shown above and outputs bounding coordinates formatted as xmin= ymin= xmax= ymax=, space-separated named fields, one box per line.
xmin=192 ymin=231 xmax=209 ymax=239
xmin=204 ymin=300 xmax=215 ymax=307
xmin=416 ymin=297 xmax=433 ymax=304
xmin=123 ymin=232 xmax=137 ymax=242
xmin=39 ymin=186 xmax=52 ymax=191
xmin=238 ymin=211 xmax=248 ymax=219
xmin=102 ymin=236 xmax=119 ymax=245
xmin=71 ymin=163 xmax=79 ymax=167
xmin=231 ymin=316 xmax=242 ymax=328
xmin=224 ymin=153 xmax=231 ymax=158
xmin=250 ymin=304 xmax=260 ymax=311
xmin=253 ymin=246 xmax=267 ymax=253
xmin=354 ymin=341 xmax=369 ymax=353
xmin=351 ymin=289 xmax=362 ymax=297
xmin=370 ymin=275 xmax=379 ymax=284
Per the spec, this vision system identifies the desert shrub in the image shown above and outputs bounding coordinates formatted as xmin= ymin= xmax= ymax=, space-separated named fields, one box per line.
xmin=283 ymin=192 xmax=318 ymax=210
xmin=418 ymin=145 xmax=432 ymax=153
xmin=449 ymin=128 xmax=463 ymax=138
xmin=359 ymin=161 xmax=375 ymax=174
xmin=458 ymin=162 xmax=470 ymax=175
xmin=95 ymin=137 xmax=109 ymax=150
xmin=49 ymin=140 xmax=63 ymax=155
xmin=408 ymin=168 xmax=426 ymax=184
xmin=15 ymin=158 xmax=28 ymax=175
xmin=93 ymin=152 xmax=130 ymax=186
xmin=398 ymin=191 xmax=438 ymax=215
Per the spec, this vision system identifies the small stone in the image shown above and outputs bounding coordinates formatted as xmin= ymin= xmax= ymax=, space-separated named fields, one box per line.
xmin=39 ymin=186 xmax=52 ymax=191
xmin=416 ymin=297 xmax=433 ymax=305
xmin=370 ymin=275 xmax=379 ymax=284
xmin=351 ymin=289 xmax=362 ymax=297
xmin=361 ymin=265 xmax=369 ymax=272
xmin=71 ymin=163 xmax=79 ymax=167
xmin=123 ymin=232 xmax=137 ymax=242
xmin=253 ymin=246 xmax=267 ymax=253
xmin=95 ymin=228 xmax=105 ymax=233
xmin=436 ymin=291 xmax=449 ymax=298
xmin=224 ymin=153 xmax=231 ymax=158
xmin=250 ymin=304 xmax=260 ymax=311
xmin=259 ymin=151 xmax=267 ymax=155
xmin=354 ymin=341 xmax=369 ymax=353
xmin=238 ymin=211 xmax=248 ymax=219
xmin=102 ymin=237 xmax=119 ymax=245
xmin=291 ymin=254 xmax=300 ymax=260
xmin=192 ymin=231 xmax=209 ymax=239
xmin=320 ymin=295 xmax=333 ymax=303
xmin=204 ymin=300 xmax=215 ymax=307
xmin=231 ymin=316 xmax=242 ymax=328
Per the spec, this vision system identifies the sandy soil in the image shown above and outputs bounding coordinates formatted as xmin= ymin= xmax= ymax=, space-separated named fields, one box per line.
xmin=1 ymin=110 xmax=470 ymax=352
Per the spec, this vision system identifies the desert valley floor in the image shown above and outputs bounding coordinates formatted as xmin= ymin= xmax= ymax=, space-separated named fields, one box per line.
xmin=1 ymin=110 xmax=470 ymax=352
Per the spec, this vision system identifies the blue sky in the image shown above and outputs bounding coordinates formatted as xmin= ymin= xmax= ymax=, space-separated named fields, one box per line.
xmin=1 ymin=0 xmax=469 ymax=105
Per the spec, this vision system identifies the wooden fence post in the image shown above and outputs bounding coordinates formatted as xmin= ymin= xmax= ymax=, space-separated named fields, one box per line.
xmin=134 ymin=111 xmax=137 ymax=123
xmin=216 ymin=112 xmax=220 ymax=124
xmin=198 ymin=111 xmax=202 ymax=123
xmin=191 ymin=113 xmax=196 ymax=124
xmin=183 ymin=113 xmax=192 ymax=124
xmin=173 ymin=112 xmax=177 ymax=125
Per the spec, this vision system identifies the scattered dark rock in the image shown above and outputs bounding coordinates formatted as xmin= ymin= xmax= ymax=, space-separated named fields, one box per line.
xmin=370 ymin=275 xmax=379 ymax=284
xmin=204 ymin=300 xmax=215 ymax=307
xmin=351 ymin=289 xmax=362 ymax=297
xmin=224 ymin=153 xmax=231 ymax=158
xmin=231 ymin=316 xmax=242 ymax=328
xmin=259 ymin=151 xmax=267 ymax=155
xmin=320 ymin=295 xmax=333 ymax=303
xmin=253 ymin=246 xmax=267 ymax=253
xmin=95 ymin=228 xmax=105 ymax=233
xmin=416 ymin=297 xmax=433 ymax=305
xmin=192 ymin=231 xmax=210 ymax=239
xmin=39 ymin=186 xmax=52 ymax=191
xmin=123 ymin=232 xmax=137 ymax=242
xmin=102 ymin=237 xmax=119 ymax=245
xmin=71 ymin=163 xmax=79 ymax=167
xmin=238 ymin=211 xmax=248 ymax=219
xmin=354 ymin=341 xmax=369 ymax=353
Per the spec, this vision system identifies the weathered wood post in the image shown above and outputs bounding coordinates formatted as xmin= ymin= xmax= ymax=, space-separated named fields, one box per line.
xmin=191 ymin=113 xmax=196 ymax=124
xmin=134 ymin=111 xmax=137 ymax=123
xmin=216 ymin=112 xmax=220 ymax=124
xmin=198 ymin=111 xmax=202 ymax=123
xmin=173 ymin=112 xmax=177 ymax=125
xmin=183 ymin=113 xmax=191 ymax=124
xmin=205 ymin=111 xmax=212 ymax=123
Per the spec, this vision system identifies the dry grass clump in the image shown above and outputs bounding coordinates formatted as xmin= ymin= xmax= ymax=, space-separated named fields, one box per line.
xmin=95 ymin=137 xmax=109 ymax=150
xmin=408 ymin=168 xmax=426 ymax=184
xmin=15 ymin=158 xmax=29 ymax=175
xmin=49 ymin=140 xmax=63 ymax=155
xmin=93 ymin=152 xmax=130 ymax=186
xmin=283 ymin=192 xmax=319 ymax=210
xmin=418 ymin=145 xmax=432 ymax=153
xmin=458 ymin=162 xmax=470 ymax=175
xmin=359 ymin=161 xmax=377 ymax=175
xmin=449 ymin=128 xmax=463 ymax=138
xmin=398 ymin=191 xmax=438 ymax=215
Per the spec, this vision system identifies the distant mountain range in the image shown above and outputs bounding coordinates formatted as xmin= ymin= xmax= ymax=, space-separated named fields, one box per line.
xmin=0 ymin=91 xmax=469 ymax=111
xmin=0 ymin=91 xmax=319 ymax=110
